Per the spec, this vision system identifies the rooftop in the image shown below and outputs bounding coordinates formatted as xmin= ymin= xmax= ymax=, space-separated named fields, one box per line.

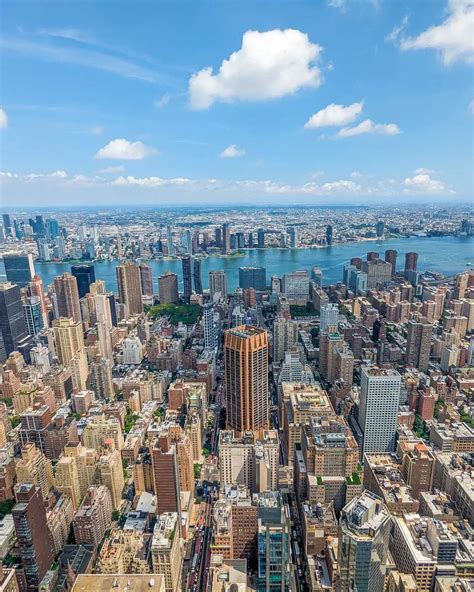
xmin=71 ymin=574 xmax=165 ymax=592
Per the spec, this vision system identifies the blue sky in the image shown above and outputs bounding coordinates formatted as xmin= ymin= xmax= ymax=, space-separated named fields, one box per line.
xmin=0 ymin=0 xmax=473 ymax=206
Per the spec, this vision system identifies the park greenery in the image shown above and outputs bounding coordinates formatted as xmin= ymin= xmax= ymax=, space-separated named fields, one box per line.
xmin=148 ymin=303 xmax=201 ymax=325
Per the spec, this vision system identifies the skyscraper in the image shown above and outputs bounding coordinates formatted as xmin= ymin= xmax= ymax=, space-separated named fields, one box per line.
xmin=151 ymin=434 xmax=181 ymax=515
xmin=203 ymin=303 xmax=219 ymax=350
xmin=12 ymin=483 xmax=54 ymax=591
xmin=0 ymin=283 xmax=29 ymax=362
xmin=181 ymin=256 xmax=192 ymax=304
xmin=28 ymin=275 xmax=49 ymax=327
xmin=116 ymin=262 xmax=143 ymax=315
xmin=336 ymin=491 xmax=391 ymax=592
xmin=36 ymin=238 xmax=51 ymax=262
xmin=158 ymin=271 xmax=179 ymax=304
xmin=239 ymin=266 xmax=266 ymax=291
xmin=167 ymin=226 xmax=174 ymax=255
xmin=3 ymin=253 xmax=35 ymax=287
xmin=326 ymin=224 xmax=333 ymax=246
xmin=2 ymin=214 xmax=12 ymax=237
xmin=406 ymin=319 xmax=432 ymax=371
xmin=288 ymin=226 xmax=298 ymax=248
xmin=71 ymin=264 xmax=96 ymax=298
xmin=138 ymin=262 xmax=154 ymax=297
xmin=376 ymin=220 xmax=385 ymax=237
xmin=320 ymin=303 xmax=340 ymax=333
xmin=257 ymin=491 xmax=291 ymax=592
xmin=257 ymin=228 xmax=265 ymax=249
xmin=54 ymin=272 xmax=82 ymax=323
xmin=405 ymin=252 xmax=418 ymax=272
xmin=224 ymin=326 xmax=269 ymax=434
xmin=222 ymin=222 xmax=231 ymax=254
xmin=358 ymin=366 xmax=401 ymax=458
xmin=193 ymin=258 xmax=202 ymax=294
xmin=23 ymin=296 xmax=43 ymax=336
xmin=384 ymin=249 xmax=398 ymax=278
xmin=52 ymin=317 xmax=89 ymax=389
xmin=272 ymin=317 xmax=298 ymax=363
xmin=209 ymin=270 xmax=227 ymax=301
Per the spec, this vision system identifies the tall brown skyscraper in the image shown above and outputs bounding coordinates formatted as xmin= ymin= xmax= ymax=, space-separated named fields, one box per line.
xmin=158 ymin=271 xmax=179 ymax=304
xmin=54 ymin=272 xmax=81 ymax=323
xmin=139 ymin=263 xmax=154 ymax=297
xmin=116 ymin=263 xmax=143 ymax=316
xmin=151 ymin=434 xmax=181 ymax=515
xmin=406 ymin=319 xmax=432 ymax=371
xmin=224 ymin=326 xmax=269 ymax=435
xmin=405 ymin=252 xmax=418 ymax=272
xmin=12 ymin=484 xmax=53 ymax=590
xmin=384 ymin=249 xmax=398 ymax=278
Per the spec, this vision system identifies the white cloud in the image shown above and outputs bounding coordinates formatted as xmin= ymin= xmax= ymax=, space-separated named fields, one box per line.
xmin=100 ymin=165 xmax=125 ymax=174
xmin=220 ymin=144 xmax=246 ymax=158
xmin=400 ymin=0 xmax=474 ymax=65
xmin=189 ymin=29 xmax=322 ymax=109
xmin=328 ymin=0 xmax=346 ymax=9
xmin=310 ymin=171 xmax=325 ymax=179
xmin=112 ymin=175 xmax=192 ymax=187
xmin=154 ymin=94 xmax=171 ymax=108
xmin=414 ymin=167 xmax=435 ymax=174
xmin=403 ymin=173 xmax=454 ymax=194
xmin=337 ymin=118 xmax=401 ymax=137
xmin=385 ymin=15 xmax=409 ymax=44
xmin=0 ymin=108 xmax=8 ymax=128
xmin=321 ymin=180 xmax=361 ymax=192
xmin=350 ymin=171 xmax=363 ymax=178
xmin=304 ymin=101 xmax=363 ymax=129
xmin=95 ymin=138 xmax=156 ymax=160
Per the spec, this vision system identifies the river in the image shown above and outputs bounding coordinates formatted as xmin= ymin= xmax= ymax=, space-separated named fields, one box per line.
xmin=1 ymin=236 xmax=472 ymax=292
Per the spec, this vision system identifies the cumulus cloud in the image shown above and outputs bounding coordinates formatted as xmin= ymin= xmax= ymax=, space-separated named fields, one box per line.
xmin=403 ymin=173 xmax=454 ymax=193
xmin=220 ymin=144 xmax=246 ymax=158
xmin=304 ymin=101 xmax=363 ymax=129
xmin=112 ymin=175 xmax=192 ymax=187
xmin=0 ymin=108 xmax=8 ymax=128
xmin=400 ymin=0 xmax=474 ymax=65
xmin=95 ymin=138 xmax=156 ymax=160
xmin=337 ymin=118 xmax=400 ymax=137
xmin=189 ymin=29 xmax=322 ymax=109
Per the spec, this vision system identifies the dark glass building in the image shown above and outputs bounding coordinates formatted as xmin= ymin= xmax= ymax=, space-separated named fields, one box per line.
xmin=182 ymin=255 xmax=192 ymax=304
xmin=3 ymin=253 xmax=35 ymax=287
xmin=0 ymin=283 xmax=29 ymax=362
xmin=239 ymin=266 xmax=266 ymax=291
xmin=193 ymin=258 xmax=202 ymax=294
xmin=326 ymin=224 xmax=333 ymax=246
xmin=71 ymin=264 xmax=96 ymax=298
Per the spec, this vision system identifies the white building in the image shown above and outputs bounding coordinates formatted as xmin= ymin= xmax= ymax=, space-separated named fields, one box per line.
xmin=358 ymin=366 xmax=401 ymax=459
xmin=320 ymin=303 xmax=340 ymax=333
xmin=122 ymin=333 xmax=143 ymax=365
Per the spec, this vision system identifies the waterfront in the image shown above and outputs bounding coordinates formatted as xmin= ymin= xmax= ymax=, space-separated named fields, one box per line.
xmin=1 ymin=236 xmax=472 ymax=292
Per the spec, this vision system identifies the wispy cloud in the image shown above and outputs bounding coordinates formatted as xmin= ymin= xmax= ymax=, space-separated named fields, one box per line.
xmin=0 ymin=36 xmax=158 ymax=82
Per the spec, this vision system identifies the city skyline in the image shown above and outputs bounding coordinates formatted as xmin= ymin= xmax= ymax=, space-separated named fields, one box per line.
xmin=1 ymin=0 xmax=473 ymax=206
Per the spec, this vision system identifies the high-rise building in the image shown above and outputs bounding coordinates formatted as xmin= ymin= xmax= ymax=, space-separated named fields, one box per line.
xmin=281 ymin=270 xmax=309 ymax=304
xmin=257 ymin=491 xmax=291 ymax=592
xmin=326 ymin=225 xmax=333 ymax=246
xmin=239 ymin=266 xmax=266 ymax=291
xmin=3 ymin=253 xmax=35 ymax=287
xmin=137 ymin=263 xmax=153 ymax=297
xmin=167 ymin=226 xmax=174 ymax=256
xmin=405 ymin=251 xmax=418 ymax=273
xmin=336 ymin=491 xmax=391 ymax=592
xmin=385 ymin=249 xmax=398 ymax=278
xmin=116 ymin=262 xmax=143 ymax=315
xmin=28 ymin=274 xmax=49 ymax=327
xmin=320 ymin=303 xmax=339 ymax=333
xmin=257 ymin=228 xmax=265 ymax=249
xmin=47 ymin=218 xmax=60 ymax=239
xmin=36 ymin=238 xmax=51 ymax=262
xmin=203 ymin=303 xmax=219 ymax=350
xmin=98 ymin=448 xmax=124 ymax=510
xmin=73 ymin=485 xmax=113 ymax=547
xmin=71 ymin=265 xmax=96 ymax=299
xmin=288 ymin=226 xmax=298 ymax=248
xmin=406 ymin=320 xmax=432 ymax=372
xmin=158 ymin=271 xmax=179 ymax=304
xmin=0 ymin=283 xmax=29 ymax=362
xmin=224 ymin=326 xmax=269 ymax=434
xmin=54 ymin=272 xmax=82 ymax=323
xmin=52 ymin=317 xmax=88 ymax=389
xmin=376 ymin=220 xmax=385 ymax=237
xmin=358 ymin=367 xmax=401 ymax=458
xmin=193 ymin=258 xmax=202 ymax=294
xmin=209 ymin=269 xmax=227 ymax=301
xmin=2 ymin=214 xmax=12 ymax=237
xmin=23 ymin=296 xmax=43 ymax=336
xmin=319 ymin=328 xmax=343 ymax=383
xmin=361 ymin=259 xmax=392 ymax=289
xmin=151 ymin=512 xmax=183 ymax=592
xmin=181 ymin=256 xmax=192 ymax=304
xmin=272 ymin=317 xmax=298 ymax=363
xmin=152 ymin=435 xmax=181 ymax=515
xmin=222 ymin=223 xmax=231 ymax=254
xmin=12 ymin=484 xmax=54 ymax=591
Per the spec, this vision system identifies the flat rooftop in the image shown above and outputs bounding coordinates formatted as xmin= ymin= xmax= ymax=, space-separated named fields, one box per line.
xmin=71 ymin=575 xmax=165 ymax=591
